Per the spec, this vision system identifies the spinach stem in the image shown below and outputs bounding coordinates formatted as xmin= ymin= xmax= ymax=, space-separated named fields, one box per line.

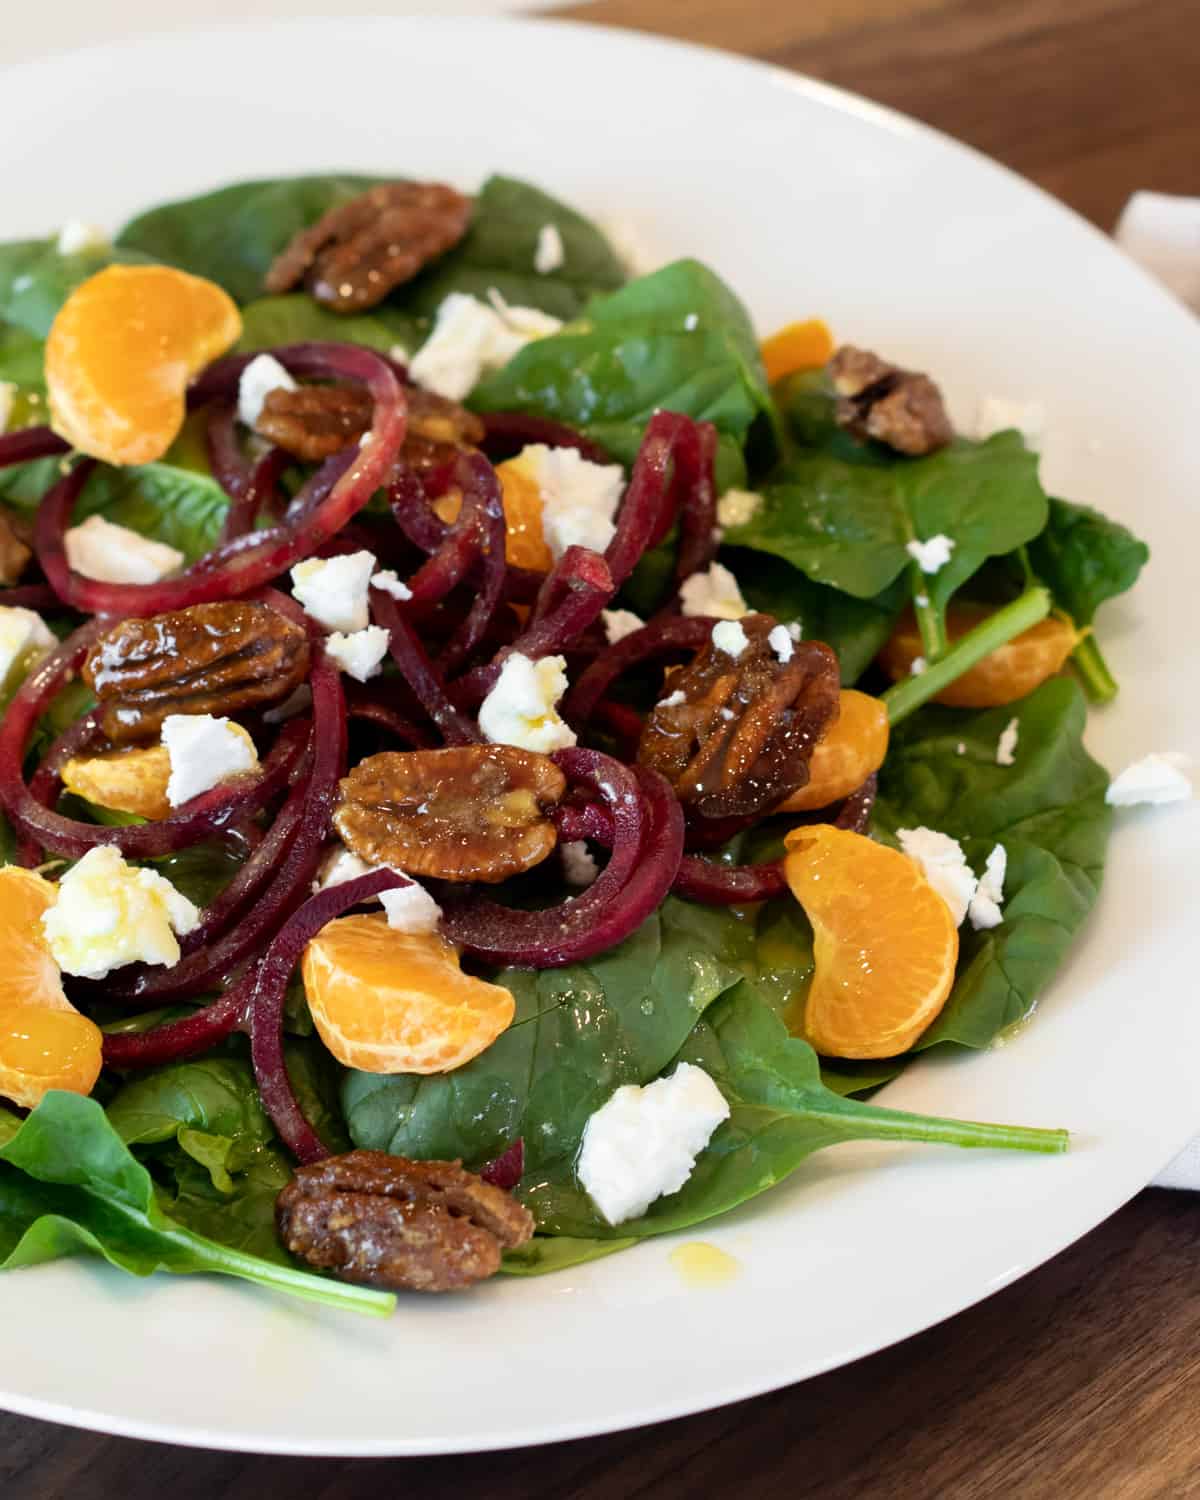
xmin=910 ymin=563 xmax=948 ymax=660
xmin=883 ymin=585 xmax=1052 ymax=725
xmin=1071 ymin=633 xmax=1119 ymax=703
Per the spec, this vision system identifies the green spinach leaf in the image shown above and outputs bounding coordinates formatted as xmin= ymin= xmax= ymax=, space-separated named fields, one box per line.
xmin=1027 ymin=496 xmax=1149 ymax=627
xmin=237 ymin=294 xmax=421 ymax=359
xmin=0 ymin=237 xmax=156 ymax=338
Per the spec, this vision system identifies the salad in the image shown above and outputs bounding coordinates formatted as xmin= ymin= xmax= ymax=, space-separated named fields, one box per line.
xmin=0 ymin=172 xmax=1160 ymax=1317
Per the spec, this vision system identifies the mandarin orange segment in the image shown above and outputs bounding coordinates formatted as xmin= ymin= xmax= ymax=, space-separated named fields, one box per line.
xmin=45 ymin=265 xmax=242 ymax=466
xmin=301 ymin=914 xmax=515 ymax=1075
xmin=783 ymin=824 xmax=958 ymax=1059
xmin=760 ymin=318 xmax=835 ymax=384
xmin=878 ymin=605 xmax=1078 ymax=708
xmin=0 ymin=866 xmax=70 ymax=1012
xmin=435 ymin=459 xmax=554 ymax=572
xmin=0 ymin=1006 xmax=104 ymax=1110
xmin=60 ymin=744 xmax=173 ymax=821
xmin=778 ymin=690 xmax=889 ymax=812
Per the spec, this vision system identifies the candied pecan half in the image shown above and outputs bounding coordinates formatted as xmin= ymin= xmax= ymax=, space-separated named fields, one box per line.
xmin=828 ymin=345 xmax=953 ymax=456
xmin=638 ymin=615 xmax=840 ymax=821
xmin=334 ymin=745 xmax=566 ymax=883
xmin=276 ymin=1150 xmax=534 ymax=1293
xmin=264 ymin=181 xmax=472 ymax=313
xmin=83 ymin=601 xmax=310 ymax=742
xmin=255 ymin=382 xmax=485 ymax=466
xmin=0 ymin=504 xmax=32 ymax=586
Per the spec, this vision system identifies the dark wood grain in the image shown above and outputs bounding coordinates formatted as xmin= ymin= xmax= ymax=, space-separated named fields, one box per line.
xmin=3 ymin=1 xmax=1196 ymax=1491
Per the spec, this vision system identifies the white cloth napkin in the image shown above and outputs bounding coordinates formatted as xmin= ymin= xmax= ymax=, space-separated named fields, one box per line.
xmin=1115 ymin=192 xmax=1199 ymax=1185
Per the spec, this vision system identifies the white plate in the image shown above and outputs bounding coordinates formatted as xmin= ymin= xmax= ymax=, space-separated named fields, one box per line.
xmin=2 ymin=15 xmax=1198 ymax=1457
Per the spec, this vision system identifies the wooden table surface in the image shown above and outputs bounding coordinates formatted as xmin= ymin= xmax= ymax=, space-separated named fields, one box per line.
xmin=4 ymin=1 xmax=1198 ymax=1495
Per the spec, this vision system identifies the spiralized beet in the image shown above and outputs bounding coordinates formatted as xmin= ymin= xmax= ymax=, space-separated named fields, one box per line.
xmin=0 ymin=585 xmax=61 ymax=611
xmin=34 ymin=344 xmax=405 ymax=616
xmin=15 ymin=706 xmax=105 ymax=867
xmin=370 ymin=585 xmax=481 ymax=745
xmin=205 ymin=403 xmax=291 ymax=543
xmin=437 ymin=453 xmax=509 ymax=673
xmin=440 ymin=749 xmax=683 ymax=967
xmin=0 ymin=425 xmax=69 ymax=468
xmin=562 ymin=614 xmax=714 ymax=731
xmin=834 ymin=773 xmax=878 ymax=834
xmin=672 ymin=420 xmax=720 ymax=586
xmin=672 ymin=853 xmax=787 ymax=904
xmin=604 ymin=411 xmax=713 ymax=588
xmin=478 ymin=412 xmax=613 ymax=466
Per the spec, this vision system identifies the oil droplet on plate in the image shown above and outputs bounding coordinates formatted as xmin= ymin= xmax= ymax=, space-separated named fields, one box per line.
xmin=668 ymin=1241 xmax=740 ymax=1287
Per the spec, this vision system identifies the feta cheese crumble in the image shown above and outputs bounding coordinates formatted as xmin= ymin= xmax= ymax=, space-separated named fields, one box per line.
xmin=711 ymin=620 xmax=749 ymax=658
xmin=237 ymin=352 xmax=298 ymax=428
xmin=56 ymin=220 xmax=109 ymax=256
xmin=679 ymin=561 xmax=748 ymax=621
xmin=996 ymin=717 xmax=1020 ymax=767
xmin=64 ymin=515 xmax=183 ymax=585
xmin=968 ymin=844 xmax=1008 ymax=931
xmin=42 ymin=845 xmax=200 ymax=980
xmin=380 ymin=880 xmax=443 ymax=935
xmin=509 ymin=444 xmax=626 ymax=561
xmin=910 ymin=656 xmax=928 ymax=676
xmin=897 ymin=826 xmax=977 ymax=926
xmin=478 ymin=652 xmax=577 ymax=754
xmin=906 ymin=534 xmax=956 ymax=574
xmin=0 ymin=380 xmax=15 ymax=434
xmin=533 ymin=223 xmax=565 ymax=274
xmin=0 ymin=606 xmax=56 ymax=696
xmin=715 ymin=488 xmax=763 ymax=528
xmin=1105 ymin=751 xmax=1193 ymax=807
xmin=659 ymin=689 xmax=687 ymax=709
xmin=974 ymin=396 xmax=1045 ymax=450
xmin=601 ymin=608 xmax=643 ymax=645
xmin=316 ymin=843 xmax=374 ymax=892
xmin=561 ymin=840 xmax=599 ymax=888
xmin=326 ymin=625 xmax=390 ymax=683
xmin=683 ymin=312 xmax=699 ymax=331
xmin=161 ymin=714 xmax=259 ymax=808
xmin=290 ymin=550 xmax=377 ymax=633
xmin=370 ymin=569 xmax=413 ymax=602
xmin=408 ymin=291 xmax=562 ymax=402
xmin=768 ymin=623 xmax=794 ymax=664
xmin=577 ymin=1063 xmax=730 ymax=1225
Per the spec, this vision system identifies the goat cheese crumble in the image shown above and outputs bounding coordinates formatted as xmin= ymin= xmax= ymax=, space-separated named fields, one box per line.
xmin=768 ymin=623 xmax=794 ymax=663
xmin=1105 ymin=752 xmax=1193 ymax=807
xmin=711 ymin=620 xmax=749 ymax=658
xmin=478 ymin=652 xmax=577 ymax=754
xmin=408 ymin=291 xmax=562 ymax=402
xmin=326 ymin=625 xmax=390 ymax=683
xmin=371 ymin=569 xmax=413 ymax=602
xmin=577 ymin=1063 xmax=730 ymax=1225
xmin=659 ymin=688 xmax=687 ymax=708
xmin=561 ymin=841 xmax=599 ymax=888
xmin=56 ymin=220 xmax=109 ymax=256
xmin=906 ymin=534 xmax=956 ymax=574
xmin=290 ymin=550 xmax=377 ymax=633
xmin=237 ymin=352 xmax=297 ymax=428
xmin=533 ymin=223 xmax=565 ymax=274
xmin=64 ymin=515 xmax=183 ymax=585
xmin=0 ymin=605 xmax=56 ymax=696
xmin=715 ymin=488 xmax=763 ymax=528
xmin=509 ymin=444 xmax=626 ymax=560
xmin=897 ymin=826 xmax=978 ymax=926
xmin=601 ymin=608 xmax=643 ymax=645
xmin=968 ymin=844 xmax=1008 ymax=931
xmin=996 ymin=717 xmax=1020 ymax=767
xmin=161 ymin=714 xmax=260 ymax=808
xmin=380 ymin=880 xmax=443 ymax=935
xmin=679 ymin=561 xmax=748 ymax=621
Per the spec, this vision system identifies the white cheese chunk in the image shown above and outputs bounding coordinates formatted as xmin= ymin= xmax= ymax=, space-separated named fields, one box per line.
xmin=0 ymin=606 xmax=56 ymax=696
xmin=577 ymin=1063 xmax=730 ymax=1225
xmin=996 ymin=717 xmax=1020 ymax=767
xmin=716 ymin=488 xmax=763 ymax=528
xmin=906 ymin=534 xmax=956 ymax=574
xmin=1105 ymin=751 xmax=1193 ymax=807
xmin=974 ymin=396 xmax=1045 ymax=450
xmin=534 ymin=223 xmax=565 ymax=274
xmin=237 ymin=352 xmax=298 ymax=428
xmin=316 ymin=843 xmax=375 ymax=893
xmin=679 ymin=561 xmax=748 ymax=621
xmin=478 ymin=652 xmax=577 ymax=754
xmin=370 ymin=569 xmax=413 ymax=602
xmin=910 ymin=656 xmax=928 ymax=676
xmin=601 ymin=608 xmax=643 ymax=645
xmin=561 ymin=840 xmax=599 ymax=888
xmin=64 ymin=514 xmax=183 ymax=585
xmin=42 ymin=845 xmax=199 ymax=980
xmin=768 ymin=624 xmax=794 ymax=664
xmin=326 ymin=625 xmax=389 ymax=683
xmin=290 ymin=550 xmax=377 ymax=633
xmin=408 ymin=291 xmax=562 ymax=402
xmin=897 ymin=826 xmax=977 ymax=926
xmin=161 ymin=714 xmax=259 ymax=808
xmin=508 ymin=444 xmax=626 ymax=561
xmin=380 ymin=880 xmax=443 ymax=935
xmin=968 ymin=844 xmax=1008 ymax=931
xmin=0 ymin=380 xmax=15 ymax=434
xmin=711 ymin=619 xmax=749 ymax=658
xmin=56 ymin=220 xmax=109 ymax=256
xmin=388 ymin=343 xmax=410 ymax=365
xmin=660 ymin=689 xmax=687 ymax=708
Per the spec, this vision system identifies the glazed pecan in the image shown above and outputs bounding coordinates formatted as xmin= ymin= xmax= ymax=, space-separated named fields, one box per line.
xmin=828 ymin=345 xmax=953 ymax=456
xmin=255 ymin=382 xmax=485 ymax=466
xmin=83 ymin=601 xmax=310 ymax=742
xmin=638 ymin=615 xmax=840 ymax=820
xmin=263 ymin=181 xmax=472 ymax=313
xmin=334 ymin=745 xmax=566 ymax=883
xmin=0 ymin=504 xmax=32 ymax=586
xmin=276 ymin=1150 xmax=534 ymax=1293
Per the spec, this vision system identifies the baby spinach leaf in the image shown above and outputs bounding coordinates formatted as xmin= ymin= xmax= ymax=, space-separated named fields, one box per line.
xmin=499 ymin=1234 xmax=636 ymax=1277
xmin=107 ymin=1057 xmax=274 ymax=1155
xmin=237 ymin=294 xmax=421 ymax=359
xmin=873 ymin=677 xmax=1112 ymax=1049
xmin=0 ymin=1092 xmax=392 ymax=1316
xmin=521 ymin=983 xmax=1066 ymax=1238
xmin=728 ymin=431 xmax=1048 ymax=607
xmin=403 ymin=174 xmax=626 ymax=322
xmin=342 ymin=898 xmax=749 ymax=1171
xmin=115 ymin=174 xmax=387 ymax=304
xmin=0 ymin=323 xmax=46 ymax=393
xmin=470 ymin=259 xmax=775 ymax=480
xmin=1027 ymin=496 xmax=1149 ymax=627
xmin=0 ymin=237 xmax=156 ymax=338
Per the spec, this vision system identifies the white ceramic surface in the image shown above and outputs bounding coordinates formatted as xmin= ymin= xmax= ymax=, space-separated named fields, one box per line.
xmin=1 ymin=16 xmax=1198 ymax=1457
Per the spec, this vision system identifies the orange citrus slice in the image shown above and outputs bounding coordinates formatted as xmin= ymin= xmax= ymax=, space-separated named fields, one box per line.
xmin=45 ymin=265 xmax=242 ymax=466
xmin=0 ymin=866 xmax=103 ymax=1108
xmin=779 ymin=690 xmax=889 ymax=812
xmin=783 ymin=825 xmax=958 ymax=1059
xmin=760 ymin=318 xmax=835 ymax=384
xmin=879 ymin=605 xmax=1078 ymax=708
xmin=61 ymin=744 xmax=172 ymax=821
xmin=435 ymin=457 xmax=554 ymax=573
xmin=301 ymin=913 xmax=515 ymax=1074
